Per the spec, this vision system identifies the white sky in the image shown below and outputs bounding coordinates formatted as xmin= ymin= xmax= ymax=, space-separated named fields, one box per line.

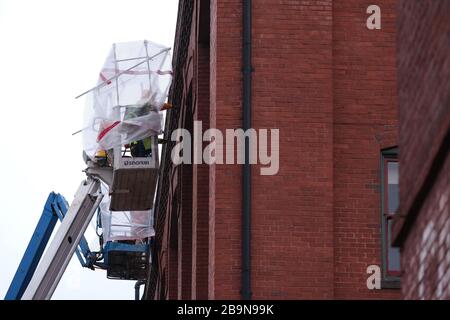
xmin=0 ymin=0 xmax=178 ymax=300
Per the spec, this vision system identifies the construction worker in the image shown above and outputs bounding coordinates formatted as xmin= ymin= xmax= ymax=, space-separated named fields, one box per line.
xmin=129 ymin=137 xmax=152 ymax=158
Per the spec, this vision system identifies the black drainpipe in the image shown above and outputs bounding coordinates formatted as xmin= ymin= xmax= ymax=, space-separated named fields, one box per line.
xmin=242 ymin=0 xmax=252 ymax=300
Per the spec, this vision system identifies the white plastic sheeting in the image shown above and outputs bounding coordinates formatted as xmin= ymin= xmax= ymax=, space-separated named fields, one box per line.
xmin=82 ymin=40 xmax=171 ymax=241
xmin=99 ymin=184 xmax=155 ymax=242
xmin=82 ymin=40 xmax=172 ymax=159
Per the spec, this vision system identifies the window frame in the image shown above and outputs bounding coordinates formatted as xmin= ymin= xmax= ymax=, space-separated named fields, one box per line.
xmin=380 ymin=147 xmax=401 ymax=289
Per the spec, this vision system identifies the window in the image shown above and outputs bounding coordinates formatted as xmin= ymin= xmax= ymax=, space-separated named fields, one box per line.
xmin=381 ymin=147 xmax=401 ymax=288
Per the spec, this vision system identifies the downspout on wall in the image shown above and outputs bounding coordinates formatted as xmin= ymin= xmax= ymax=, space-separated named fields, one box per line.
xmin=242 ymin=0 xmax=252 ymax=300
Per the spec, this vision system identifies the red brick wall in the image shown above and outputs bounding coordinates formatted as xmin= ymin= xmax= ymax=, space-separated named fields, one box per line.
xmin=251 ymin=0 xmax=334 ymax=299
xmin=207 ymin=0 xmax=400 ymax=299
xmin=180 ymin=161 xmax=193 ymax=299
xmin=396 ymin=1 xmax=450 ymax=220
xmin=394 ymin=0 xmax=450 ymax=299
xmin=332 ymin=0 xmax=399 ymax=299
xmin=208 ymin=0 xmax=217 ymax=299
xmin=401 ymin=156 xmax=450 ymax=299
xmin=209 ymin=0 xmax=243 ymax=300
xmin=168 ymin=185 xmax=179 ymax=300
xmin=192 ymin=41 xmax=211 ymax=299
xmin=161 ymin=0 xmax=402 ymax=300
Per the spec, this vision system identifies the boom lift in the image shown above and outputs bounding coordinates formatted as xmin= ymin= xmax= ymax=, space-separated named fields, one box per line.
xmin=5 ymin=177 xmax=151 ymax=300
xmin=5 ymin=165 xmax=153 ymax=300
xmin=4 ymin=40 xmax=172 ymax=300
xmin=5 ymin=180 xmax=103 ymax=300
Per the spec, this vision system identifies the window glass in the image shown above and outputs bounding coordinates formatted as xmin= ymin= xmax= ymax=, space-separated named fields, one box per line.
xmin=387 ymin=161 xmax=399 ymax=214
xmin=387 ymin=220 xmax=401 ymax=273
xmin=382 ymin=152 xmax=401 ymax=280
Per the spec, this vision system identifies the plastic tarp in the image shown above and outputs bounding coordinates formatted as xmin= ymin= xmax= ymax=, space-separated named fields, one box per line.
xmin=81 ymin=40 xmax=171 ymax=241
xmin=99 ymin=184 xmax=155 ymax=242
xmin=82 ymin=40 xmax=173 ymax=159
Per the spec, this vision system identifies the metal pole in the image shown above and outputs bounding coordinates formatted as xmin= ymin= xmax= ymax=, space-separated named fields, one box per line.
xmin=113 ymin=43 xmax=120 ymax=108
xmin=144 ymin=40 xmax=153 ymax=98
xmin=75 ymin=48 xmax=171 ymax=100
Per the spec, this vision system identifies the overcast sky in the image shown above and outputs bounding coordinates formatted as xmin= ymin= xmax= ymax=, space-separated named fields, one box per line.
xmin=0 ymin=0 xmax=178 ymax=300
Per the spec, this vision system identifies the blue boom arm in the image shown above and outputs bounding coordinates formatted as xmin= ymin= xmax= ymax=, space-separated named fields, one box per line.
xmin=5 ymin=192 xmax=96 ymax=300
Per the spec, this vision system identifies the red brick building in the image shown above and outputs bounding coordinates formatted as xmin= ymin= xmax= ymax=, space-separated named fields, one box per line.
xmin=393 ymin=0 xmax=450 ymax=300
xmin=144 ymin=0 xmax=401 ymax=300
